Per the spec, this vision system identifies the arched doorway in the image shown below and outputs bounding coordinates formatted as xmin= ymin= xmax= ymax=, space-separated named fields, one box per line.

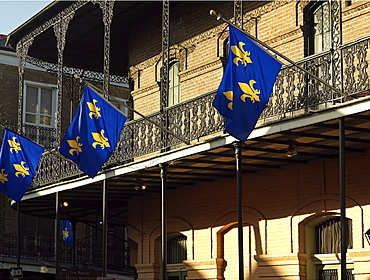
xmin=164 ymin=233 xmax=188 ymax=280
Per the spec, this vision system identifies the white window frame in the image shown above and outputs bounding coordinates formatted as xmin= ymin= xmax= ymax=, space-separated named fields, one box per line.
xmin=108 ymin=96 xmax=129 ymax=117
xmin=22 ymin=81 xmax=58 ymax=129
xmin=168 ymin=60 xmax=180 ymax=107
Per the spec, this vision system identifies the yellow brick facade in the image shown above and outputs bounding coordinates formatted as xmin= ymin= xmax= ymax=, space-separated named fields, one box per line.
xmin=126 ymin=1 xmax=370 ymax=279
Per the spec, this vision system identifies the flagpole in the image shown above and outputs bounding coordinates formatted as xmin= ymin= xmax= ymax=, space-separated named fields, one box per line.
xmin=84 ymin=81 xmax=190 ymax=146
xmin=209 ymin=10 xmax=347 ymax=99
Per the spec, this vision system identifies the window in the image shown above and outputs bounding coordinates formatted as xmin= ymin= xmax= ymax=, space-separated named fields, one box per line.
xmin=315 ymin=216 xmax=352 ymax=254
xmin=108 ymin=96 xmax=129 ymax=117
xmin=303 ymin=214 xmax=354 ymax=280
xmin=168 ymin=60 xmax=180 ymax=107
xmin=309 ymin=1 xmax=332 ymax=55
xmin=167 ymin=233 xmax=187 ymax=264
xmin=23 ymin=82 xmax=57 ymax=148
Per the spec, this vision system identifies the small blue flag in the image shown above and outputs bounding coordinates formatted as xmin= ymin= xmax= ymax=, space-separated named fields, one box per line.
xmin=59 ymin=86 xmax=127 ymax=178
xmin=213 ymin=25 xmax=282 ymax=142
xmin=62 ymin=220 xmax=73 ymax=246
xmin=0 ymin=129 xmax=44 ymax=202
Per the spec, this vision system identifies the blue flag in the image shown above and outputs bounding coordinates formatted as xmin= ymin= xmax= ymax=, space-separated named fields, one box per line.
xmin=213 ymin=25 xmax=282 ymax=142
xmin=62 ymin=220 xmax=73 ymax=246
xmin=0 ymin=129 xmax=44 ymax=202
xmin=59 ymin=86 xmax=127 ymax=178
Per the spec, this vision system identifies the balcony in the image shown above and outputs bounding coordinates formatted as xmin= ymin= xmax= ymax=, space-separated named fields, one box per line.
xmin=22 ymin=35 xmax=370 ymax=190
xmin=0 ymin=233 xmax=135 ymax=275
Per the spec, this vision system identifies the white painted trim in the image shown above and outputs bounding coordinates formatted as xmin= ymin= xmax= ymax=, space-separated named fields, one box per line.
xmin=0 ymin=49 xmax=47 ymax=71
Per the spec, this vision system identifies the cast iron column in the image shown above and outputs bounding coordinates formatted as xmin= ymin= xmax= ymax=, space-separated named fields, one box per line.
xmin=339 ymin=118 xmax=347 ymax=280
xmin=234 ymin=142 xmax=244 ymax=280
xmin=160 ymin=163 xmax=168 ymax=280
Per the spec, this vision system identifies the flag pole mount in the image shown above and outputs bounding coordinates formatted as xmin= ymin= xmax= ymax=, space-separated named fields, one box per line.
xmin=209 ymin=10 xmax=221 ymax=20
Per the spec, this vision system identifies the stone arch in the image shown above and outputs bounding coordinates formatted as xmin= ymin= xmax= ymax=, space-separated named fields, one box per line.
xmin=211 ymin=206 xmax=267 ymax=257
xmin=289 ymin=193 xmax=364 ymax=253
xmin=148 ymin=216 xmax=194 ymax=264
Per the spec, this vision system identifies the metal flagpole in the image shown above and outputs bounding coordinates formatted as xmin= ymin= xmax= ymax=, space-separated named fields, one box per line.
xmin=159 ymin=163 xmax=168 ymax=280
xmin=102 ymin=180 xmax=108 ymax=277
xmin=234 ymin=142 xmax=244 ymax=280
xmin=209 ymin=10 xmax=347 ymax=99
xmin=339 ymin=118 xmax=347 ymax=279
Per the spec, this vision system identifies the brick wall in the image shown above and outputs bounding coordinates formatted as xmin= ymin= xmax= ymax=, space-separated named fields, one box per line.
xmin=126 ymin=1 xmax=370 ymax=279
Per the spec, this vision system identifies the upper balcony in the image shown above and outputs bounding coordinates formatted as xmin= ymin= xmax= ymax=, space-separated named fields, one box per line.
xmin=15 ymin=35 xmax=370 ymax=189
xmin=5 ymin=1 xmax=370 ymax=226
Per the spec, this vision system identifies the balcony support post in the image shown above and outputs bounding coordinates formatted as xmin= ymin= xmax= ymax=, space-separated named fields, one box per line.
xmin=160 ymin=163 xmax=168 ymax=280
xmin=53 ymin=11 xmax=75 ymax=146
xmin=98 ymin=0 xmax=115 ymax=96
xmin=55 ymin=192 xmax=61 ymax=280
xmin=102 ymin=179 xmax=108 ymax=277
xmin=15 ymin=39 xmax=33 ymax=134
xmin=339 ymin=118 xmax=347 ymax=280
xmin=234 ymin=142 xmax=244 ymax=280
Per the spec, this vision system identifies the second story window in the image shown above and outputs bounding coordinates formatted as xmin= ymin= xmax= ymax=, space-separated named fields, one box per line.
xmin=108 ymin=96 xmax=129 ymax=117
xmin=23 ymin=82 xmax=57 ymax=148
xmin=309 ymin=1 xmax=332 ymax=55
xmin=168 ymin=60 xmax=180 ymax=107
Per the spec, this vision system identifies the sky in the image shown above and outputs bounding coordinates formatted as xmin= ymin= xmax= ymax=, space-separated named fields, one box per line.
xmin=0 ymin=1 xmax=52 ymax=35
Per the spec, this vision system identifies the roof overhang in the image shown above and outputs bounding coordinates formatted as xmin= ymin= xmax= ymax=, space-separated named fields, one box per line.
xmin=7 ymin=1 xmax=163 ymax=77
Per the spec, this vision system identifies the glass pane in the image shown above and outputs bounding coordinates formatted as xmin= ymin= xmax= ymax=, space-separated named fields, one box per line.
xmin=168 ymin=61 xmax=180 ymax=106
xmin=25 ymin=113 xmax=38 ymax=124
xmin=26 ymin=86 xmax=38 ymax=114
xmin=312 ymin=2 xmax=331 ymax=54
xmin=40 ymin=115 xmax=52 ymax=126
xmin=40 ymin=88 xmax=52 ymax=115
xmin=168 ymin=88 xmax=174 ymax=107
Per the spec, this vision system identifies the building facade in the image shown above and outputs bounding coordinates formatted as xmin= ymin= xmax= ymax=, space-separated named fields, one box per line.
xmin=4 ymin=1 xmax=370 ymax=279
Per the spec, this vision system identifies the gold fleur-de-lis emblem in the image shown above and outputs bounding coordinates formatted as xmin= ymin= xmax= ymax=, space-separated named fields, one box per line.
xmin=87 ymin=99 xmax=101 ymax=119
xmin=7 ymin=137 xmax=22 ymax=153
xmin=67 ymin=136 xmax=83 ymax=155
xmin=231 ymin=42 xmax=253 ymax=67
xmin=223 ymin=91 xmax=234 ymax=110
xmin=239 ymin=80 xmax=260 ymax=103
xmin=0 ymin=169 xmax=8 ymax=184
xmin=92 ymin=130 xmax=110 ymax=149
xmin=63 ymin=228 xmax=69 ymax=240
xmin=14 ymin=161 xmax=30 ymax=177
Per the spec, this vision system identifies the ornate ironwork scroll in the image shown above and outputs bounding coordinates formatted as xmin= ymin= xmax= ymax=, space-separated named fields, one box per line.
xmin=331 ymin=0 xmax=342 ymax=95
xmin=234 ymin=0 xmax=243 ymax=29
xmin=16 ymin=38 xmax=34 ymax=133
xmin=160 ymin=0 xmax=170 ymax=148
xmin=98 ymin=0 xmax=115 ymax=96
xmin=53 ymin=10 xmax=76 ymax=145
xmin=161 ymin=0 xmax=170 ymax=110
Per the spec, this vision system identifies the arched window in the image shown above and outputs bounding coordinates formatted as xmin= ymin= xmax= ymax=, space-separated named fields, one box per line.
xmin=168 ymin=60 xmax=180 ymax=107
xmin=308 ymin=1 xmax=332 ymax=55
xmin=303 ymin=214 xmax=354 ymax=279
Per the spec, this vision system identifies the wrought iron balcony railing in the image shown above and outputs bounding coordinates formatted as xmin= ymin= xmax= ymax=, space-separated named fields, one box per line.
xmin=4 ymin=35 xmax=370 ymax=189
xmin=0 ymin=233 xmax=134 ymax=273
